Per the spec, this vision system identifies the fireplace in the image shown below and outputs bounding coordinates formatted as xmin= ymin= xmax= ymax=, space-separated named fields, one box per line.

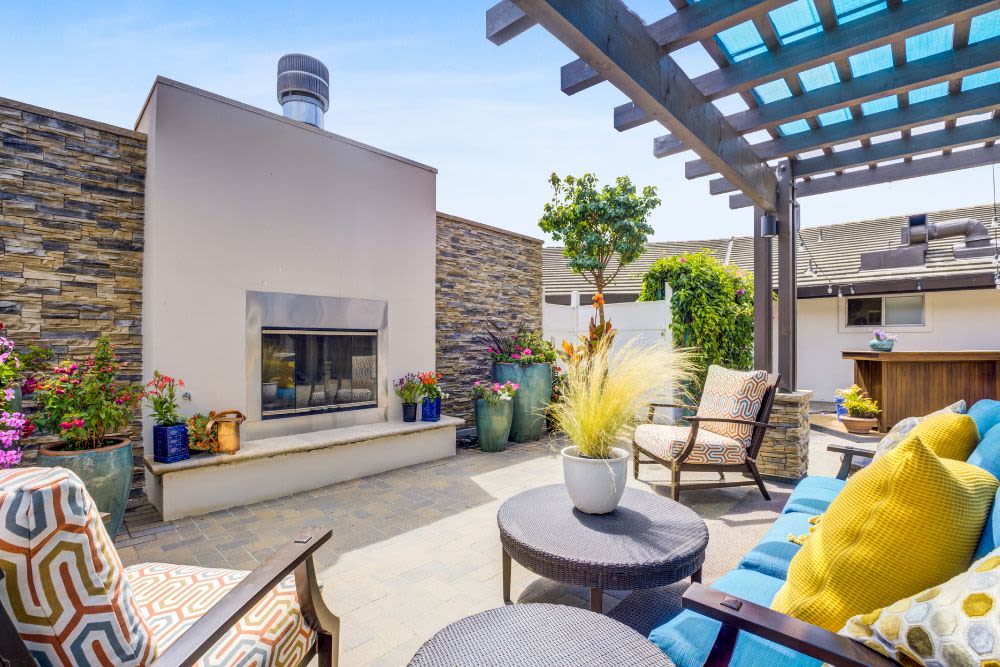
xmin=246 ymin=291 xmax=388 ymax=438
xmin=260 ymin=328 xmax=378 ymax=417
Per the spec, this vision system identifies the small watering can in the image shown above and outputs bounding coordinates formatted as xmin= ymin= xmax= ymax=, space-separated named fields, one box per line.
xmin=206 ymin=410 xmax=246 ymax=455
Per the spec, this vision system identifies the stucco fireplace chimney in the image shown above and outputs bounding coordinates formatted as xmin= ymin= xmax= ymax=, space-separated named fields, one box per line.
xmin=277 ymin=53 xmax=330 ymax=128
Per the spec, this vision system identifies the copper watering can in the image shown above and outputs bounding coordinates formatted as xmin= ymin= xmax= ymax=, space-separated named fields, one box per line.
xmin=206 ymin=410 xmax=246 ymax=455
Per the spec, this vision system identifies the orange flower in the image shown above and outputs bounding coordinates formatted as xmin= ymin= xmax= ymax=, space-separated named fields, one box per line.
xmin=592 ymin=293 xmax=605 ymax=307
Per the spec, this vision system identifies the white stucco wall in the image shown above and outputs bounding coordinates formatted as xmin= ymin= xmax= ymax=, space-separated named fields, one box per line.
xmin=139 ymin=79 xmax=437 ymax=452
xmin=798 ymin=288 xmax=1000 ymax=401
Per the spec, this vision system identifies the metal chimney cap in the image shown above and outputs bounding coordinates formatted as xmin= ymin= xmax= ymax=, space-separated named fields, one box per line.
xmin=277 ymin=53 xmax=330 ymax=112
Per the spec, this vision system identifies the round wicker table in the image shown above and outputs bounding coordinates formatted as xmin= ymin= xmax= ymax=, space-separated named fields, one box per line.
xmin=498 ymin=484 xmax=708 ymax=612
xmin=407 ymin=603 xmax=674 ymax=666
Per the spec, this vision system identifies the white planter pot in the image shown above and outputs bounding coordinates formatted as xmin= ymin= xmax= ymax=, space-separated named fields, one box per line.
xmin=561 ymin=445 xmax=630 ymax=515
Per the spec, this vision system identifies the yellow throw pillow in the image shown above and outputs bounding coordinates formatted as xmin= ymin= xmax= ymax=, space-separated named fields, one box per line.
xmin=907 ymin=412 xmax=980 ymax=461
xmin=771 ymin=435 xmax=998 ymax=632
xmin=841 ymin=549 xmax=1000 ymax=666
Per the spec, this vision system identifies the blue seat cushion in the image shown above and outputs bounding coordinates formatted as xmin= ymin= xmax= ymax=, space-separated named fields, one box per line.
xmin=969 ymin=400 xmax=1000 ymax=439
xmin=781 ymin=476 xmax=846 ymax=516
xmin=969 ymin=423 xmax=1000 ymax=480
xmin=975 ymin=488 xmax=1000 ymax=560
xmin=739 ymin=511 xmax=813 ymax=580
xmin=649 ymin=568 xmax=820 ymax=667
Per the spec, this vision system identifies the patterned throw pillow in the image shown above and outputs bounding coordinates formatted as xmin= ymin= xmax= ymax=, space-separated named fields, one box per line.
xmin=696 ymin=365 xmax=769 ymax=447
xmin=866 ymin=400 xmax=967 ymax=464
xmin=841 ymin=549 xmax=1000 ymax=666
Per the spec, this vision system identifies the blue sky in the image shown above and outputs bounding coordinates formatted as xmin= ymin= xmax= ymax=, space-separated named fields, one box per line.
xmin=4 ymin=1 xmax=998 ymax=243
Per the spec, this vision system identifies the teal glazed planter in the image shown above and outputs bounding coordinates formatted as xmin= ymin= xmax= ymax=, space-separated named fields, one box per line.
xmin=475 ymin=398 xmax=513 ymax=452
xmin=869 ymin=339 xmax=895 ymax=352
xmin=36 ymin=437 xmax=133 ymax=538
xmin=493 ymin=363 xmax=552 ymax=443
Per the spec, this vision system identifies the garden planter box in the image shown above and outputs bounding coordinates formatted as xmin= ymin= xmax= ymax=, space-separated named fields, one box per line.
xmin=493 ymin=363 xmax=552 ymax=443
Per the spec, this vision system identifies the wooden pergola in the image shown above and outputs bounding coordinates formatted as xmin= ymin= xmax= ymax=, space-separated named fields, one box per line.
xmin=487 ymin=0 xmax=1000 ymax=392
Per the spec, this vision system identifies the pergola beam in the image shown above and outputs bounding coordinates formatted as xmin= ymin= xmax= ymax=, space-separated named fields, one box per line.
xmin=651 ymin=35 xmax=1000 ymax=150
xmin=487 ymin=1 xmax=536 ymax=45
xmin=692 ymin=0 xmax=1000 ymax=101
xmin=559 ymin=0 xmax=792 ymax=96
xmin=686 ymin=81 xmax=1000 ymax=177
xmin=512 ymin=0 xmax=778 ymax=211
xmin=729 ymin=142 xmax=1000 ymax=207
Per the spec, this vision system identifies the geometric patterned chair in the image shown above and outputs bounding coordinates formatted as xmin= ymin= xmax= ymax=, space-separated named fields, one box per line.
xmin=0 ymin=467 xmax=340 ymax=667
xmin=633 ymin=366 xmax=780 ymax=502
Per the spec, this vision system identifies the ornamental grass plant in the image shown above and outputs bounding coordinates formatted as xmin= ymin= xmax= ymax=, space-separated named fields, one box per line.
xmin=550 ymin=338 xmax=695 ymax=459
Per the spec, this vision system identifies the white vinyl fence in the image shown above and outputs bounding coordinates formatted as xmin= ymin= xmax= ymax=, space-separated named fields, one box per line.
xmin=542 ymin=292 xmax=672 ymax=355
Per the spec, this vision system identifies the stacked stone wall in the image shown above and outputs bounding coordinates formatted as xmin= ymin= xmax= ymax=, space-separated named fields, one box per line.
xmin=758 ymin=390 xmax=813 ymax=481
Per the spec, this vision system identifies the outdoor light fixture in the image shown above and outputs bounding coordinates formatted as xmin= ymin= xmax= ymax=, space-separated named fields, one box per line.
xmin=827 ymin=284 xmax=833 ymax=294
xmin=850 ymin=284 xmax=855 ymax=295
xmin=837 ymin=286 xmax=843 ymax=298
xmin=759 ymin=213 xmax=778 ymax=237
xmin=916 ymin=279 xmax=923 ymax=291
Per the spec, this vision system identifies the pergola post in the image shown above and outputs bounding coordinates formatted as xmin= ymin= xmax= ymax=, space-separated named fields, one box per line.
xmin=752 ymin=205 xmax=773 ymax=373
xmin=776 ymin=161 xmax=797 ymax=392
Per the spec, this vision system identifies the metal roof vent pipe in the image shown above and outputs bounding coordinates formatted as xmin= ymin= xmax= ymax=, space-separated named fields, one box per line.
xmin=277 ymin=54 xmax=330 ymax=129
xmin=861 ymin=213 xmax=996 ymax=270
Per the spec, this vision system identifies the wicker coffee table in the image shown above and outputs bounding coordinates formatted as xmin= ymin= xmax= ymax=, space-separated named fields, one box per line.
xmin=498 ymin=484 xmax=708 ymax=613
xmin=408 ymin=603 xmax=673 ymax=666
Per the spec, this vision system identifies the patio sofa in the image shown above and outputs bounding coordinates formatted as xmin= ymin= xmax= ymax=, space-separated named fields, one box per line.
xmin=646 ymin=398 xmax=1000 ymax=667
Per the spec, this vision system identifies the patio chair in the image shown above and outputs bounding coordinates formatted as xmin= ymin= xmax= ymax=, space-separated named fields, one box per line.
xmin=0 ymin=467 xmax=340 ymax=667
xmin=633 ymin=366 xmax=780 ymax=502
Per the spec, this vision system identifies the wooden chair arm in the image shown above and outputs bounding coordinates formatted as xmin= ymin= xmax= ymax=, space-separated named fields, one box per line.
xmin=153 ymin=526 xmax=335 ymax=667
xmin=685 ymin=416 xmax=774 ymax=430
xmin=646 ymin=402 xmax=694 ymax=422
xmin=828 ymin=444 xmax=877 ymax=480
xmin=681 ymin=583 xmax=897 ymax=667
xmin=0 ymin=572 xmax=37 ymax=666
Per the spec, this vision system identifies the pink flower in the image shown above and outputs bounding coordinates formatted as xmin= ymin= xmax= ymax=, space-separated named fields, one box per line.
xmin=493 ymin=383 xmax=501 ymax=391
xmin=73 ymin=418 xmax=85 ymax=428
xmin=522 ymin=348 xmax=532 ymax=356
xmin=511 ymin=353 xmax=521 ymax=360
xmin=60 ymin=421 xmax=72 ymax=430
xmin=680 ymin=257 xmax=686 ymax=263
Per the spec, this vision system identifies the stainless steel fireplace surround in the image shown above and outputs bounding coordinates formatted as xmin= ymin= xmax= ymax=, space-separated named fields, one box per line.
xmin=246 ymin=291 xmax=388 ymax=439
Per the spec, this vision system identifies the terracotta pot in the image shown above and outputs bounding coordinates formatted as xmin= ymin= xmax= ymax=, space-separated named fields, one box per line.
xmin=561 ymin=445 xmax=630 ymax=515
xmin=36 ymin=437 xmax=133 ymax=537
xmin=842 ymin=415 xmax=878 ymax=434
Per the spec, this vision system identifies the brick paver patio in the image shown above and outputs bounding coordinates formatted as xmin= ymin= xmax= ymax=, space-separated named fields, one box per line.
xmin=116 ymin=429 xmax=849 ymax=665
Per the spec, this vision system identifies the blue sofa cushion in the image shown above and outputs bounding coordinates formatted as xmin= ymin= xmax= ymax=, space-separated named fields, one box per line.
xmin=969 ymin=423 xmax=1000 ymax=480
xmin=969 ymin=400 xmax=1000 ymax=439
xmin=649 ymin=568 xmax=820 ymax=667
xmin=975 ymin=487 xmax=1000 ymax=560
xmin=739 ymin=511 xmax=813 ymax=580
xmin=781 ymin=476 xmax=846 ymax=516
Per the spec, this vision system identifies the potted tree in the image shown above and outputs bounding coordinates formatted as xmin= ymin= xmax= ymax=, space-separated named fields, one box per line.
xmin=483 ymin=324 xmax=556 ymax=443
xmin=394 ymin=373 xmax=422 ymax=422
xmin=146 ymin=371 xmax=189 ymax=463
xmin=472 ymin=380 xmax=518 ymax=452
xmin=550 ymin=339 xmax=694 ymax=514
xmin=33 ymin=337 xmax=143 ymax=537
xmin=419 ymin=371 xmax=446 ymax=422
xmin=837 ymin=384 xmax=881 ymax=434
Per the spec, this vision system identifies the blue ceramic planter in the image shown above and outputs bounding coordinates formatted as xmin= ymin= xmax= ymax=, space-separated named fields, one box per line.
xmin=153 ymin=423 xmax=189 ymax=464
xmin=36 ymin=438 xmax=133 ymax=538
xmin=869 ymin=339 xmax=895 ymax=352
xmin=422 ymin=397 xmax=441 ymax=422
xmin=493 ymin=363 xmax=552 ymax=443
xmin=475 ymin=398 xmax=512 ymax=452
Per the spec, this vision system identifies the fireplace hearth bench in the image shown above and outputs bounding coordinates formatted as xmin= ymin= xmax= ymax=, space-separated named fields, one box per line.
xmin=144 ymin=417 xmax=462 ymax=520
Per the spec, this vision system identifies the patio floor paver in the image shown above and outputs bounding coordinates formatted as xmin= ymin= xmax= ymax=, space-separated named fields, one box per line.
xmin=117 ymin=428 xmax=849 ymax=666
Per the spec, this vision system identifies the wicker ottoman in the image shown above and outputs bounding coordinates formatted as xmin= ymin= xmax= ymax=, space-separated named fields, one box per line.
xmin=408 ymin=603 xmax=674 ymax=666
xmin=498 ymin=484 xmax=708 ymax=612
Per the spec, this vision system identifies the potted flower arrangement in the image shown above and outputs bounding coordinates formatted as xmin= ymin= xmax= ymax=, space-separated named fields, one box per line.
xmin=479 ymin=323 xmax=556 ymax=443
xmin=0 ymin=325 xmax=31 ymax=470
xmin=419 ymin=371 xmax=446 ymax=422
xmin=472 ymin=380 xmax=518 ymax=452
xmin=186 ymin=412 xmax=219 ymax=452
xmin=145 ymin=371 xmax=189 ymax=464
xmin=869 ymin=329 xmax=899 ymax=352
xmin=33 ymin=336 xmax=143 ymax=537
xmin=550 ymin=339 xmax=694 ymax=514
xmin=836 ymin=384 xmax=881 ymax=434
xmin=394 ymin=373 xmax=423 ymax=422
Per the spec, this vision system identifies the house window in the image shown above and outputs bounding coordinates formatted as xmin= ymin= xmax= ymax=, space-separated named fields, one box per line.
xmin=845 ymin=294 xmax=924 ymax=328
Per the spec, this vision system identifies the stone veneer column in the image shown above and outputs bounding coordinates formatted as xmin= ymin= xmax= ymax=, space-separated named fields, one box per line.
xmin=757 ymin=389 xmax=813 ymax=481
xmin=0 ymin=96 xmax=145 ymax=492
xmin=435 ymin=213 xmax=543 ymax=425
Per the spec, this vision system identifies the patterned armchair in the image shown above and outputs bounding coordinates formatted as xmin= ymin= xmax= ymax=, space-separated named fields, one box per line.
xmin=633 ymin=366 xmax=780 ymax=501
xmin=0 ymin=467 xmax=339 ymax=667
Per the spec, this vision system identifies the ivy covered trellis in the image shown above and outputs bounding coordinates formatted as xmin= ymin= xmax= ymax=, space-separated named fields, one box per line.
xmin=638 ymin=250 xmax=755 ymax=391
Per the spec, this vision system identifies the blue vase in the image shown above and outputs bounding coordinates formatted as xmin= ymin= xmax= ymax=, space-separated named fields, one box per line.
xmin=869 ymin=339 xmax=895 ymax=352
xmin=153 ymin=423 xmax=190 ymax=463
xmin=422 ymin=397 xmax=441 ymax=422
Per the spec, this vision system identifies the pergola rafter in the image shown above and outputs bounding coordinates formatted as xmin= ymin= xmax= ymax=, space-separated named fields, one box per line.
xmin=486 ymin=0 xmax=1000 ymax=392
